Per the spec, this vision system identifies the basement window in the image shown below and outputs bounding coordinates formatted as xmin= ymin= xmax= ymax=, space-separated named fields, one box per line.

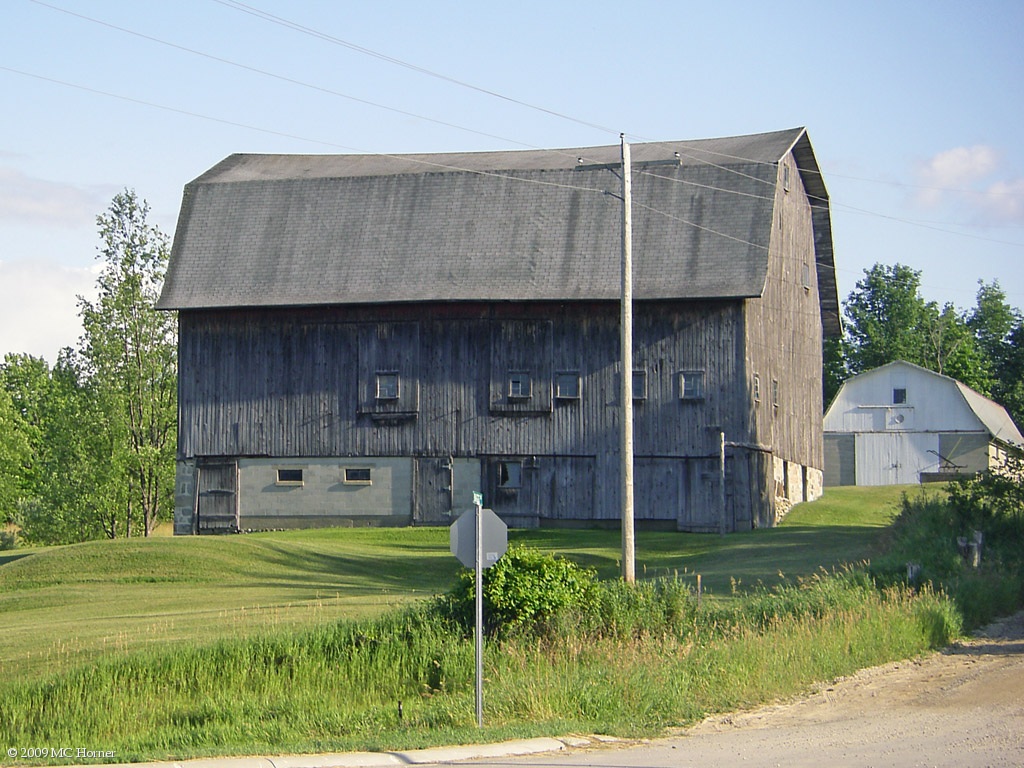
xmin=276 ymin=468 xmax=304 ymax=486
xmin=508 ymin=371 xmax=532 ymax=400
xmin=679 ymin=370 xmax=705 ymax=400
xmin=555 ymin=372 xmax=581 ymax=400
xmin=375 ymin=372 xmax=400 ymax=400
xmin=497 ymin=460 xmax=522 ymax=489
xmin=344 ymin=467 xmax=372 ymax=485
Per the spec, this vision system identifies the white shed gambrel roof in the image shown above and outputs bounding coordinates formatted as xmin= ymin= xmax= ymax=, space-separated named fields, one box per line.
xmin=824 ymin=360 xmax=1023 ymax=447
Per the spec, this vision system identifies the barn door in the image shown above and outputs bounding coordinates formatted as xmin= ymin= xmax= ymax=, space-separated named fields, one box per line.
xmin=196 ymin=460 xmax=239 ymax=534
xmin=414 ymin=457 xmax=454 ymax=524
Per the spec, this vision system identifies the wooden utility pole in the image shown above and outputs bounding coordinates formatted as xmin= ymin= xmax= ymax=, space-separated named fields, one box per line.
xmin=620 ymin=134 xmax=635 ymax=583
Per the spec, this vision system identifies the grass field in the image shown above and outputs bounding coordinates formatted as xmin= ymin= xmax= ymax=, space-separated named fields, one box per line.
xmin=0 ymin=485 xmax=921 ymax=683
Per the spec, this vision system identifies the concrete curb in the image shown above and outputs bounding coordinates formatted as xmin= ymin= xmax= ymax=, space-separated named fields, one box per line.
xmin=69 ymin=737 xmax=571 ymax=768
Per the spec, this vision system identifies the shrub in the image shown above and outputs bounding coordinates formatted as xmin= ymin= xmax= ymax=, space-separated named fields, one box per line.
xmin=445 ymin=545 xmax=596 ymax=638
xmin=0 ymin=529 xmax=16 ymax=550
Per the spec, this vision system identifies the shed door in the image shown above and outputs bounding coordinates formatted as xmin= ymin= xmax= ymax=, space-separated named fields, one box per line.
xmin=415 ymin=458 xmax=482 ymax=524
xmin=196 ymin=461 xmax=239 ymax=533
xmin=414 ymin=458 xmax=452 ymax=524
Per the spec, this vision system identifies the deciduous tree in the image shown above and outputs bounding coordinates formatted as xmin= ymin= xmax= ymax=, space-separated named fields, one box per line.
xmin=78 ymin=190 xmax=176 ymax=537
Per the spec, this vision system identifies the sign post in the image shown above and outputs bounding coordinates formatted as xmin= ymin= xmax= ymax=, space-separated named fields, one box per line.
xmin=450 ymin=495 xmax=507 ymax=727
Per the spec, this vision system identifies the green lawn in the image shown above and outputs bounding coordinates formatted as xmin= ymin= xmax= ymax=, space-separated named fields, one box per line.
xmin=0 ymin=485 xmax=916 ymax=682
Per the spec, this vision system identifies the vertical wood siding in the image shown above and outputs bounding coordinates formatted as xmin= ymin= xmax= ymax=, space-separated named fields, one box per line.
xmin=178 ymin=297 xmax=775 ymax=528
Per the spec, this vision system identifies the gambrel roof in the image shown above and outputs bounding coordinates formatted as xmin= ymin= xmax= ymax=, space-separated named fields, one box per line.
xmin=825 ymin=360 xmax=1024 ymax=447
xmin=158 ymin=127 xmax=839 ymax=333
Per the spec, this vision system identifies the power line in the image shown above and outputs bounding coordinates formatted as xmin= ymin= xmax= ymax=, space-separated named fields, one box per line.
xmin=211 ymin=0 xmax=621 ymax=138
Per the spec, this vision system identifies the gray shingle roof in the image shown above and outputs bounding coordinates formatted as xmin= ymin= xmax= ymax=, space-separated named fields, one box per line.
xmin=157 ymin=127 xmax=838 ymax=332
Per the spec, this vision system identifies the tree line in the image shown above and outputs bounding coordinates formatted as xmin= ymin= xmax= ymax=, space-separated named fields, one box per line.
xmin=825 ymin=263 xmax=1024 ymax=427
xmin=1 ymin=191 xmax=176 ymax=546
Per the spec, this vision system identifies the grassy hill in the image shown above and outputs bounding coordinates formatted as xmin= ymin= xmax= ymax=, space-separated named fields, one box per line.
xmin=0 ymin=485 xmax=921 ymax=682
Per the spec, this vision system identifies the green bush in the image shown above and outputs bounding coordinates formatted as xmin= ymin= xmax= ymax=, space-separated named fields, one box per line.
xmin=0 ymin=529 xmax=16 ymax=550
xmin=445 ymin=545 xmax=597 ymax=637
xmin=873 ymin=470 xmax=1024 ymax=630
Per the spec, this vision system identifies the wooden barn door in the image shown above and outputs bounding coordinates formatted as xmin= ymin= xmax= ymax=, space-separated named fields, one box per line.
xmin=414 ymin=457 xmax=454 ymax=524
xmin=196 ymin=460 xmax=239 ymax=533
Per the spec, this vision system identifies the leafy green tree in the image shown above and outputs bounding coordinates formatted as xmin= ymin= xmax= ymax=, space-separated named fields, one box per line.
xmin=78 ymin=190 xmax=177 ymax=537
xmin=0 ymin=383 xmax=30 ymax=527
xmin=919 ymin=301 xmax=990 ymax=394
xmin=842 ymin=263 xmax=930 ymax=374
xmin=967 ymin=281 xmax=1024 ymax=427
xmin=0 ymin=351 xmax=124 ymax=544
xmin=841 ymin=263 xmax=989 ymax=394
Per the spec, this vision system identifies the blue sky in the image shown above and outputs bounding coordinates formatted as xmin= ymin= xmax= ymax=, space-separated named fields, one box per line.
xmin=2 ymin=0 xmax=1022 ymax=361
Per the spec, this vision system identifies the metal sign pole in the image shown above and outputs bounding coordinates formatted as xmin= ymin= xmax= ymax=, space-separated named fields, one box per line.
xmin=474 ymin=498 xmax=484 ymax=727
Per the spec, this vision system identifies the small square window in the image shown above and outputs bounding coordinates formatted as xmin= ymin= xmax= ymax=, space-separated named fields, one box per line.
xmin=632 ymin=369 xmax=647 ymax=401
xmin=508 ymin=372 xmax=531 ymax=400
xmin=893 ymin=388 xmax=907 ymax=405
xmin=497 ymin=460 xmax=522 ymax=489
xmin=555 ymin=372 xmax=581 ymax=400
xmin=344 ymin=467 xmax=372 ymax=485
xmin=276 ymin=468 xmax=304 ymax=486
xmin=376 ymin=372 xmax=399 ymax=400
xmin=679 ymin=370 xmax=705 ymax=400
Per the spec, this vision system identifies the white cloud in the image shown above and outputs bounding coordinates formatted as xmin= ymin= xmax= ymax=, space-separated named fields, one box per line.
xmin=979 ymin=178 xmax=1024 ymax=224
xmin=0 ymin=167 xmax=105 ymax=228
xmin=914 ymin=145 xmax=1024 ymax=224
xmin=0 ymin=260 xmax=99 ymax=363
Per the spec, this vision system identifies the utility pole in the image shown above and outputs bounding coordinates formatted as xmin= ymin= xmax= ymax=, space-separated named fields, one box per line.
xmin=620 ymin=134 xmax=635 ymax=583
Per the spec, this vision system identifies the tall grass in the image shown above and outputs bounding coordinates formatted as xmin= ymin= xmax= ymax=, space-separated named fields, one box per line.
xmin=0 ymin=571 xmax=961 ymax=762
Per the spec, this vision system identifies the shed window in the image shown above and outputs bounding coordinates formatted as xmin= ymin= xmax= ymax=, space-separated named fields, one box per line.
xmin=632 ymin=369 xmax=648 ymax=401
xmin=893 ymin=388 xmax=907 ymax=405
xmin=344 ymin=467 xmax=372 ymax=485
xmin=555 ymin=372 xmax=581 ymax=400
xmin=679 ymin=370 xmax=705 ymax=400
xmin=508 ymin=372 xmax=531 ymax=400
xmin=276 ymin=468 xmax=304 ymax=486
xmin=376 ymin=372 xmax=399 ymax=400
xmin=497 ymin=460 xmax=522 ymax=489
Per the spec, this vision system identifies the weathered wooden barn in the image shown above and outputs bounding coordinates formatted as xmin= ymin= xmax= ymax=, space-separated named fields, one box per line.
xmin=157 ymin=127 xmax=839 ymax=534
xmin=824 ymin=360 xmax=1023 ymax=486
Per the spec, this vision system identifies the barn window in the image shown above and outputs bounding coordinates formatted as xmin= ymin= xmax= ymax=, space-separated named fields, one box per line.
xmin=679 ymin=370 xmax=705 ymax=400
xmin=632 ymin=369 xmax=648 ymax=400
xmin=802 ymin=262 xmax=812 ymax=290
xmin=893 ymin=388 xmax=907 ymax=404
xmin=555 ymin=372 xmax=581 ymax=400
xmin=375 ymin=372 xmax=399 ymax=400
xmin=753 ymin=373 xmax=761 ymax=403
xmin=782 ymin=163 xmax=791 ymax=192
xmin=508 ymin=371 xmax=532 ymax=400
xmin=344 ymin=467 xmax=372 ymax=485
xmin=497 ymin=460 xmax=522 ymax=489
xmin=276 ymin=468 xmax=304 ymax=486
xmin=772 ymin=379 xmax=780 ymax=409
